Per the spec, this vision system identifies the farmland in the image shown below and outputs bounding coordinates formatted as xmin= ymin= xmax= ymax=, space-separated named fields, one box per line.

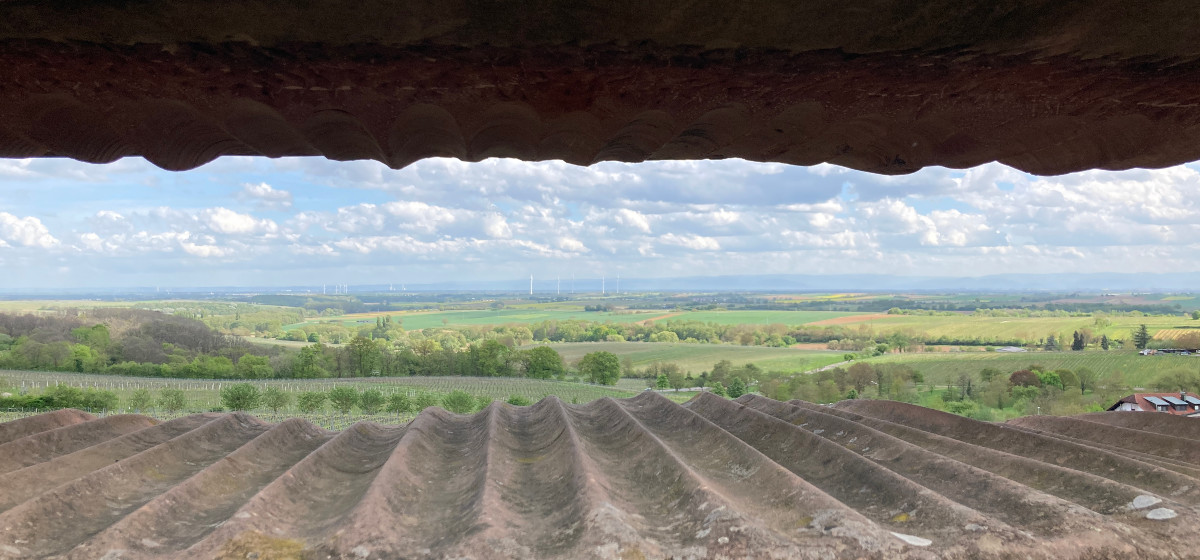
xmin=533 ymin=341 xmax=846 ymax=374
xmin=811 ymin=313 xmax=1197 ymax=342
xmin=283 ymin=308 xmax=865 ymax=331
xmin=865 ymin=350 xmax=1196 ymax=388
xmin=0 ymin=370 xmax=662 ymax=428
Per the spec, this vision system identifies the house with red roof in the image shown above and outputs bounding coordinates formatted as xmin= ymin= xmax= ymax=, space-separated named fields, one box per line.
xmin=1107 ymin=392 xmax=1200 ymax=416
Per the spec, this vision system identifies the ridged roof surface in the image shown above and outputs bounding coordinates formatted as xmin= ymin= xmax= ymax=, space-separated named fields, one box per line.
xmin=0 ymin=393 xmax=1195 ymax=559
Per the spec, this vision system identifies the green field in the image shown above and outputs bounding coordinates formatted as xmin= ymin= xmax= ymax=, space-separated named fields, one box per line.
xmin=865 ymin=350 xmax=1197 ymax=388
xmin=533 ymin=341 xmax=845 ymax=374
xmin=664 ymin=310 xmax=866 ymax=325
xmin=286 ymin=308 xmax=864 ymax=331
xmin=821 ymin=313 xmax=1196 ymax=342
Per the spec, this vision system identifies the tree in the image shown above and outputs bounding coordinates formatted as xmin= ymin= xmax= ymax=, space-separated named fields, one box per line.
xmin=236 ymin=354 xmax=273 ymax=379
xmin=262 ymin=386 xmax=291 ymax=413
xmin=128 ymin=388 xmax=153 ymax=411
xmin=1056 ymin=369 xmax=1080 ymax=393
xmin=442 ymin=390 xmax=476 ymax=413
xmin=1133 ymin=324 xmax=1151 ymax=350
xmin=1100 ymin=335 xmax=1110 ymax=350
xmin=221 ymin=383 xmax=261 ymax=411
xmin=360 ymin=389 xmax=385 ymax=414
xmin=579 ymin=351 xmax=621 ymax=385
xmin=655 ymin=374 xmax=670 ymax=390
xmin=328 ymin=386 xmax=359 ymax=413
xmin=710 ymin=381 xmax=728 ymax=397
xmin=1071 ymin=331 xmax=1085 ymax=351
xmin=346 ymin=336 xmax=380 ymax=377
xmin=845 ymin=388 xmax=858 ymax=399
xmin=1044 ymin=335 xmax=1060 ymax=351
xmin=524 ymin=346 xmax=565 ymax=379
xmin=727 ymin=377 xmax=747 ymax=398
xmin=386 ymin=392 xmax=413 ymax=414
xmin=846 ymin=362 xmax=875 ymax=394
xmin=1009 ymin=370 xmax=1042 ymax=388
xmin=297 ymin=391 xmax=327 ymax=413
xmin=158 ymin=388 xmax=186 ymax=412
xmin=979 ymin=368 xmax=1002 ymax=382
xmin=1076 ymin=367 xmax=1098 ymax=395
xmin=1192 ymin=310 xmax=1200 ymax=320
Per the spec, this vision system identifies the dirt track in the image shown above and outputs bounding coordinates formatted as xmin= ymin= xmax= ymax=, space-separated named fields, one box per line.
xmin=0 ymin=398 xmax=1196 ymax=559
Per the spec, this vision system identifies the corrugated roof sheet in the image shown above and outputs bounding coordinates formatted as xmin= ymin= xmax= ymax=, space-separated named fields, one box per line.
xmin=1144 ymin=396 xmax=1170 ymax=406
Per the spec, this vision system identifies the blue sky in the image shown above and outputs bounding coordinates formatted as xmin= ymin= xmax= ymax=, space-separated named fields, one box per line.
xmin=1 ymin=155 xmax=1200 ymax=289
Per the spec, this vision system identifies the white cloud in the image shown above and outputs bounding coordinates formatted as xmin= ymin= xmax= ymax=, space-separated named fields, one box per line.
xmin=238 ymin=182 xmax=293 ymax=209
xmin=10 ymin=156 xmax=1200 ymax=287
xmin=614 ymin=208 xmax=652 ymax=233
xmin=0 ymin=212 xmax=58 ymax=248
xmin=201 ymin=207 xmax=278 ymax=236
xmin=659 ymin=233 xmax=720 ymax=251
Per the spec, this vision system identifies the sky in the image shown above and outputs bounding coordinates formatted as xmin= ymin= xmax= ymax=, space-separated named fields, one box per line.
xmin=1 ymin=154 xmax=1199 ymax=289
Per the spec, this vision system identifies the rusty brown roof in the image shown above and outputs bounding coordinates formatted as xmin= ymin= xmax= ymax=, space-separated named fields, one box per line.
xmin=0 ymin=393 xmax=1195 ymax=558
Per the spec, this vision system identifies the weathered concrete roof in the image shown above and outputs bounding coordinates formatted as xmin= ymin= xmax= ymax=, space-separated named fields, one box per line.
xmin=0 ymin=395 xmax=1197 ymax=558
xmin=1 ymin=1 xmax=1199 ymax=174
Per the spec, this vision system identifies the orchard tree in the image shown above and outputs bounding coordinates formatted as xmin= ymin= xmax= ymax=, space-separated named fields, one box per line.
xmin=386 ymin=392 xmax=413 ymax=414
xmin=506 ymin=395 xmax=532 ymax=406
xmin=262 ymin=386 xmax=291 ymax=413
xmin=360 ymin=389 xmax=385 ymax=414
xmin=221 ymin=383 xmax=261 ymax=411
xmin=328 ymin=386 xmax=359 ymax=413
xmin=158 ymin=388 xmax=186 ymax=412
xmin=580 ymin=351 xmax=621 ymax=385
xmin=297 ymin=391 xmax=327 ymax=413
xmin=128 ymin=388 xmax=153 ymax=412
xmin=442 ymin=390 xmax=476 ymax=413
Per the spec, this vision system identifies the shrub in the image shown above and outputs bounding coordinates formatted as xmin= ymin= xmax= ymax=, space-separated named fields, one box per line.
xmin=710 ymin=382 xmax=727 ymax=397
xmin=262 ymin=386 xmax=291 ymax=413
xmin=442 ymin=390 xmax=476 ymax=414
xmin=158 ymin=388 xmax=187 ymax=412
xmin=360 ymin=389 xmax=385 ymax=414
xmin=386 ymin=392 xmax=413 ymax=414
xmin=221 ymin=383 xmax=262 ymax=411
xmin=44 ymin=384 xmax=83 ymax=408
xmin=328 ymin=386 xmax=359 ymax=414
xmin=475 ymin=395 xmax=492 ymax=411
xmin=81 ymin=389 xmax=118 ymax=412
xmin=505 ymin=395 xmax=532 ymax=406
xmin=127 ymin=388 xmax=153 ymax=411
xmin=297 ymin=391 xmax=327 ymax=413
xmin=412 ymin=392 xmax=439 ymax=411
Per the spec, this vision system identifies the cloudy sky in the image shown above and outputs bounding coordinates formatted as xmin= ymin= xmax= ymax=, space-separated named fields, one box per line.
xmin=0 ymin=155 xmax=1198 ymax=289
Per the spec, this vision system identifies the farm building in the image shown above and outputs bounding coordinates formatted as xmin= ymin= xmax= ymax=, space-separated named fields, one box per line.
xmin=1107 ymin=392 xmax=1200 ymax=416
